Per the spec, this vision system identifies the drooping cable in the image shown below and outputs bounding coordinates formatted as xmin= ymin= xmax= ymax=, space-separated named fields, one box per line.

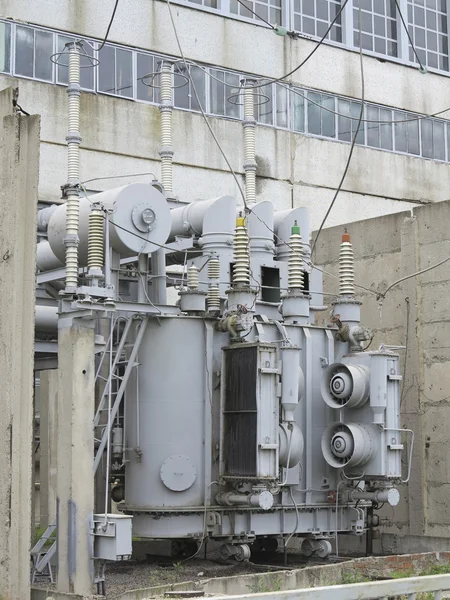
xmin=310 ymin=3 xmax=365 ymax=258
xmin=393 ymin=0 xmax=426 ymax=72
xmin=97 ymin=0 xmax=120 ymax=51
xmin=166 ymin=0 xmax=247 ymax=207
xmin=233 ymin=0 xmax=276 ymax=29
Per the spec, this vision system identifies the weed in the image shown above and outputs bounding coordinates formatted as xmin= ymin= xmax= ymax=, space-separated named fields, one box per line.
xmin=247 ymin=577 xmax=283 ymax=594
xmin=173 ymin=561 xmax=184 ymax=570
xmin=420 ymin=564 xmax=450 ymax=576
xmin=391 ymin=569 xmax=415 ymax=579
xmin=341 ymin=571 xmax=370 ymax=584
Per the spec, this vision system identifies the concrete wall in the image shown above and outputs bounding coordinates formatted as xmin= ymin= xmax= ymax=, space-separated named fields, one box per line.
xmin=0 ymin=87 xmax=40 ymax=600
xmin=314 ymin=199 xmax=450 ymax=550
xmin=3 ymin=0 xmax=450 ymax=230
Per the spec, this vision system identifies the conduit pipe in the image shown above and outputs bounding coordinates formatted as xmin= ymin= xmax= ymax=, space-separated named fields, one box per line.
xmin=64 ymin=41 xmax=82 ymax=292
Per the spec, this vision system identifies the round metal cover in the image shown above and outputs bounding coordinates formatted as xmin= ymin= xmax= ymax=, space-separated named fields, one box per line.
xmin=160 ymin=455 xmax=197 ymax=492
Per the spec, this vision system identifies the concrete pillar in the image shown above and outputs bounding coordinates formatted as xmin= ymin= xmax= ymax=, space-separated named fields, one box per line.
xmin=40 ymin=369 xmax=58 ymax=528
xmin=400 ymin=216 xmax=426 ymax=536
xmin=0 ymin=87 xmax=40 ymax=600
xmin=56 ymin=319 xmax=95 ymax=595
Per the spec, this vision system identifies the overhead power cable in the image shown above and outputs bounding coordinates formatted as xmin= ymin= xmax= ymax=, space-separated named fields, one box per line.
xmin=310 ymin=3 xmax=365 ymax=258
xmin=97 ymin=0 xmax=120 ymax=51
xmin=233 ymin=0 xmax=276 ymax=29
xmin=393 ymin=0 xmax=426 ymax=73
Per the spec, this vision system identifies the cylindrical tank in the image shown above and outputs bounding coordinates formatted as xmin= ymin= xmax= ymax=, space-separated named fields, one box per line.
xmin=46 ymin=184 xmax=172 ymax=267
xmin=125 ymin=317 xmax=206 ymax=518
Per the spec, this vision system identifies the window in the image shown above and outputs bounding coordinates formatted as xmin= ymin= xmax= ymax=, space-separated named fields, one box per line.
xmin=407 ymin=0 xmax=449 ymax=71
xmin=353 ymin=0 xmax=398 ymax=56
xmin=98 ymin=45 xmax=133 ymax=98
xmin=0 ymin=21 xmax=11 ymax=73
xmin=366 ymin=105 xmax=393 ymax=149
xmin=293 ymin=88 xmax=305 ymax=132
xmin=15 ymin=25 xmax=53 ymax=81
xmin=307 ymin=91 xmax=336 ymax=137
xmin=230 ymin=0 xmax=282 ymax=25
xmin=394 ymin=111 xmax=420 ymax=154
xmin=136 ymin=52 xmax=160 ymax=103
xmin=275 ymin=84 xmax=289 ymax=127
xmin=210 ymin=69 xmax=241 ymax=118
xmin=256 ymin=81 xmax=274 ymax=125
xmin=174 ymin=63 xmax=206 ymax=111
xmin=56 ymin=35 xmax=94 ymax=90
xmin=293 ymin=0 xmax=343 ymax=41
xmin=185 ymin=0 xmax=219 ymax=7
xmin=338 ymin=98 xmax=364 ymax=143
xmin=421 ymin=117 xmax=446 ymax=158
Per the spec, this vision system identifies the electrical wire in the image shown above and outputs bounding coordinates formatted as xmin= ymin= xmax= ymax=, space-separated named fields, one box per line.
xmin=393 ymin=0 xmax=426 ymax=72
xmin=310 ymin=3 xmax=365 ymax=259
xmin=233 ymin=0 xmax=276 ymax=29
xmin=378 ymin=254 xmax=450 ymax=299
xmin=166 ymin=0 xmax=247 ymax=207
xmin=81 ymin=172 xmax=157 ymax=185
xmin=285 ymin=486 xmax=300 ymax=550
xmin=97 ymin=0 xmax=120 ymax=51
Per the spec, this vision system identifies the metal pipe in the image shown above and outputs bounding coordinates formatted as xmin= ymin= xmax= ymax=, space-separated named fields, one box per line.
xmin=35 ymin=305 xmax=58 ymax=331
xmin=64 ymin=42 xmax=82 ymax=292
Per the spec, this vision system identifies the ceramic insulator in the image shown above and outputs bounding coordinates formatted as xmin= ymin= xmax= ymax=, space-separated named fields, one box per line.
xmin=288 ymin=231 xmax=304 ymax=291
xmin=87 ymin=208 xmax=104 ymax=270
xmin=187 ymin=264 xmax=199 ymax=290
xmin=233 ymin=219 xmax=250 ymax=287
xmin=339 ymin=233 xmax=355 ymax=296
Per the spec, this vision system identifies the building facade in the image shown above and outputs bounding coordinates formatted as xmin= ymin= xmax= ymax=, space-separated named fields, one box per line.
xmin=1 ymin=0 xmax=450 ymax=231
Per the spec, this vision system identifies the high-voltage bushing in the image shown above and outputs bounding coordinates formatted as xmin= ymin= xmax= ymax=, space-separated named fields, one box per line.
xmin=339 ymin=232 xmax=355 ymax=296
xmin=206 ymin=254 xmax=221 ymax=314
xmin=179 ymin=265 xmax=207 ymax=314
xmin=44 ymin=184 xmax=171 ymax=267
xmin=281 ymin=222 xmax=310 ymax=323
xmin=321 ymin=363 xmax=370 ymax=409
xmin=232 ymin=216 xmax=250 ymax=288
xmin=322 ymin=422 xmax=374 ymax=469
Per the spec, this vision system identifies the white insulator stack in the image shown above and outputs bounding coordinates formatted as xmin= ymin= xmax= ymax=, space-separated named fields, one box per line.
xmin=207 ymin=254 xmax=220 ymax=312
xmin=187 ymin=265 xmax=199 ymax=291
xmin=64 ymin=42 xmax=82 ymax=291
xmin=87 ymin=206 xmax=105 ymax=272
xmin=288 ymin=222 xmax=304 ymax=292
xmin=233 ymin=217 xmax=250 ymax=288
xmin=339 ymin=233 xmax=355 ymax=296
xmin=243 ymin=79 xmax=257 ymax=206
xmin=159 ymin=60 xmax=174 ymax=194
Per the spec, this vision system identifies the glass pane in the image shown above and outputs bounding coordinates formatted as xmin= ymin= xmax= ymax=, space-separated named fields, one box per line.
xmin=225 ymin=72 xmax=240 ymax=118
xmin=367 ymin=105 xmax=380 ymax=147
xmin=293 ymin=89 xmax=305 ymax=132
xmin=407 ymin=114 xmax=420 ymax=154
xmin=433 ymin=120 xmax=445 ymax=159
xmin=35 ymin=30 xmax=53 ymax=81
xmin=338 ymin=99 xmax=352 ymax=142
xmin=98 ymin=45 xmax=115 ymax=94
xmin=0 ymin=22 xmax=11 ymax=73
xmin=190 ymin=66 xmax=205 ymax=111
xmin=307 ymin=92 xmax=322 ymax=135
xmin=116 ymin=48 xmax=132 ymax=97
xmin=174 ymin=64 xmax=190 ymax=109
xmin=351 ymin=101 xmax=364 ymax=144
xmin=210 ymin=69 xmax=225 ymax=115
xmin=276 ymin=84 xmax=288 ymax=128
xmin=137 ymin=52 xmax=153 ymax=102
xmin=394 ymin=112 xmax=407 ymax=152
xmin=15 ymin=25 xmax=34 ymax=77
xmin=421 ymin=119 xmax=433 ymax=157
xmin=258 ymin=84 xmax=273 ymax=125
xmin=322 ymin=95 xmax=335 ymax=137
xmin=380 ymin=108 xmax=393 ymax=149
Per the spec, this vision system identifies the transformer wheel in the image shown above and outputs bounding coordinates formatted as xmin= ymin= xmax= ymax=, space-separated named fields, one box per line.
xmin=234 ymin=543 xmax=251 ymax=562
xmin=315 ymin=540 xmax=332 ymax=558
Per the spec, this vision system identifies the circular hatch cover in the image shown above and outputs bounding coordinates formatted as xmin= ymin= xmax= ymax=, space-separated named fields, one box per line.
xmin=160 ymin=455 xmax=197 ymax=492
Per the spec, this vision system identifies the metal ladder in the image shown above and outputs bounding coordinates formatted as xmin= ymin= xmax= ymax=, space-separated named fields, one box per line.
xmin=94 ymin=315 xmax=148 ymax=473
xmin=30 ymin=520 xmax=57 ymax=583
xmin=30 ymin=314 xmax=148 ymax=583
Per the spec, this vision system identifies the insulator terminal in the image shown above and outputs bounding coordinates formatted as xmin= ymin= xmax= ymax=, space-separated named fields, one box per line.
xmin=339 ymin=232 xmax=355 ymax=296
xmin=233 ymin=217 xmax=250 ymax=288
xmin=187 ymin=265 xmax=199 ymax=290
xmin=87 ymin=205 xmax=105 ymax=274
xmin=288 ymin=220 xmax=304 ymax=291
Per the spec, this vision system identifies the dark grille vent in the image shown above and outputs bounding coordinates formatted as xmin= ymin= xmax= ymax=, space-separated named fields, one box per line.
xmin=222 ymin=346 xmax=257 ymax=477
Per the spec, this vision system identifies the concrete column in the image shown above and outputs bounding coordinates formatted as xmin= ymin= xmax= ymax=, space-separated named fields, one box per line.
xmin=56 ymin=319 xmax=95 ymax=595
xmin=40 ymin=370 xmax=58 ymax=528
xmin=0 ymin=87 xmax=40 ymax=600
xmin=400 ymin=216 xmax=425 ymax=536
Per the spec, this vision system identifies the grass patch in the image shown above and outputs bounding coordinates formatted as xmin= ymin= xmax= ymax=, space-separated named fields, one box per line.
xmin=341 ymin=571 xmax=371 ymax=584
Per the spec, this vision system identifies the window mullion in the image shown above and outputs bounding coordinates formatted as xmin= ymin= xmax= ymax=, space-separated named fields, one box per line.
xmin=342 ymin=0 xmax=354 ymax=47
xmin=398 ymin=0 xmax=410 ymax=62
